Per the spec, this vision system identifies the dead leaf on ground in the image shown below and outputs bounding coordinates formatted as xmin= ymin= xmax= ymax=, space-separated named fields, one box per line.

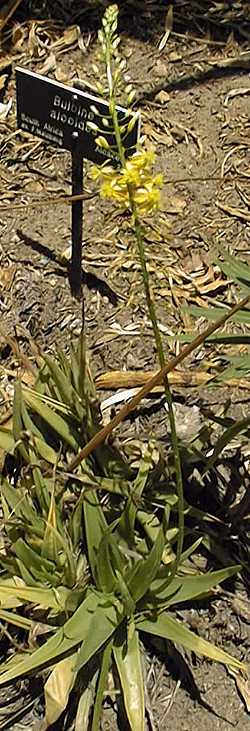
xmin=228 ymin=667 xmax=250 ymax=713
xmin=144 ymin=123 xmax=173 ymax=147
xmin=95 ymin=369 xmax=213 ymax=390
xmin=171 ymin=121 xmax=203 ymax=156
xmin=28 ymin=22 xmax=44 ymax=59
xmin=0 ymin=265 xmax=16 ymax=291
xmin=0 ymin=99 xmax=12 ymax=119
xmin=0 ymin=56 xmax=12 ymax=72
xmin=216 ymin=201 xmax=250 ymax=222
xmin=51 ymin=26 xmax=80 ymax=54
xmin=95 ymin=369 xmax=250 ymax=393
xmin=232 ymin=596 xmax=250 ymax=624
xmin=11 ymin=22 xmax=27 ymax=51
xmin=224 ymin=87 xmax=250 ymax=107
xmin=0 ymin=75 xmax=8 ymax=90
xmin=161 ymin=194 xmax=187 ymax=214
xmin=38 ymin=52 xmax=57 ymax=76
xmin=23 ymin=180 xmax=44 ymax=193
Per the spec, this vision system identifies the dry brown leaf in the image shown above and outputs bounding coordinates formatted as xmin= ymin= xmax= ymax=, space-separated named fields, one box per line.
xmin=23 ymin=180 xmax=44 ymax=193
xmin=55 ymin=66 xmax=72 ymax=83
xmin=169 ymin=50 xmax=182 ymax=62
xmin=161 ymin=194 xmax=187 ymax=214
xmin=12 ymin=22 xmax=27 ymax=51
xmin=0 ymin=56 xmax=12 ymax=71
xmin=232 ymin=596 xmax=250 ymax=623
xmin=0 ymin=99 xmax=12 ymax=119
xmin=228 ymin=667 xmax=250 ymax=712
xmin=38 ymin=52 xmax=57 ymax=76
xmin=196 ymin=279 xmax=230 ymax=295
xmin=77 ymin=32 xmax=88 ymax=54
xmin=170 ymin=121 xmax=203 ymax=155
xmin=0 ymin=265 xmax=16 ymax=291
xmin=151 ymin=128 xmax=173 ymax=147
xmin=0 ymin=75 xmax=7 ymax=90
xmin=95 ymin=369 xmax=250 ymax=392
xmin=51 ymin=26 xmax=79 ymax=54
xmin=95 ymin=369 xmax=213 ymax=390
xmin=216 ymin=201 xmax=250 ymax=222
xmin=224 ymin=87 xmax=250 ymax=107
xmin=28 ymin=22 xmax=43 ymax=59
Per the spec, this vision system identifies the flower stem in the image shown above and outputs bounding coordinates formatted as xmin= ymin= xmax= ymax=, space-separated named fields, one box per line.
xmin=103 ymin=18 xmax=184 ymax=574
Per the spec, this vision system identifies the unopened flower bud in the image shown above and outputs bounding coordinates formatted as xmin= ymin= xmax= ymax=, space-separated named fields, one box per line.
xmin=96 ymin=135 xmax=110 ymax=150
xmin=102 ymin=117 xmax=110 ymax=128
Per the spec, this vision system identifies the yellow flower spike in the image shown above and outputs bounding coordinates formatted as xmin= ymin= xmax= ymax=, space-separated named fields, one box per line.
xmin=92 ymin=148 xmax=163 ymax=214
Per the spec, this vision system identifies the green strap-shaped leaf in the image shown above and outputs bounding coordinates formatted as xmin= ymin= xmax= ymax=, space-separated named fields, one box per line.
xmin=118 ymin=444 xmax=154 ymax=542
xmin=0 ymin=582 xmax=72 ymax=611
xmin=44 ymin=355 xmax=76 ymax=409
xmin=83 ymin=490 xmax=108 ymax=585
xmin=113 ymin=621 xmax=145 ymax=731
xmin=150 ymin=564 xmax=241 ymax=606
xmin=0 ymin=479 xmax=42 ymax=528
xmin=72 ymin=464 xmax=129 ymax=497
xmin=95 ymin=531 xmax=125 ymax=594
xmin=137 ymin=613 xmax=246 ymax=670
xmin=0 ymin=426 xmax=14 ymax=454
xmin=0 ymin=589 xmax=103 ymax=683
xmin=75 ymin=596 xmax=125 ymax=674
xmin=128 ymin=515 xmax=166 ymax=603
xmin=91 ymin=639 xmax=113 ymax=731
xmin=22 ymin=389 xmax=79 ymax=450
xmin=217 ymin=254 xmax=250 ymax=290
xmin=203 ymin=416 xmax=250 ymax=473
xmin=13 ymin=382 xmax=29 ymax=462
xmin=13 ymin=538 xmax=61 ymax=585
xmin=0 ymin=609 xmax=33 ymax=629
xmin=183 ymin=304 xmax=250 ymax=325
xmin=32 ymin=466 xmax=51 ymax=513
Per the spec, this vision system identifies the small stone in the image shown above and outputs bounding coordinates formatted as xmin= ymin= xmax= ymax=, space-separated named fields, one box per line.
xmin=155 ymin=60 xmax=168 ymax=76
xmin=155 ymin=90 xmax=170 ymax=105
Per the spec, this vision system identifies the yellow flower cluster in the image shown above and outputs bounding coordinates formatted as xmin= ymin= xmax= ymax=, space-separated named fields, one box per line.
xmin=92 ymin=150 xmax=163 ymax=215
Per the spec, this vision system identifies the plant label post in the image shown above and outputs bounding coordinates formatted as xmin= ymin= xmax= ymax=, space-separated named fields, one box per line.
xmin=16 ymin=67 xmax=140 ymax=303
xmin=71 ymin=129 xmax=84 ymax=299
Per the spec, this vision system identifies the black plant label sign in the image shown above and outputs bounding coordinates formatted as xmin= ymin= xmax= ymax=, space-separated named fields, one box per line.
xmin=16 ymin=67 xmax=140 ymax=165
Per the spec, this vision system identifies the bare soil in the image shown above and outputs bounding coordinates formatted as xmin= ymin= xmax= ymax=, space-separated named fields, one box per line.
xmin=0 ymin=2 xmax=250 ymax=729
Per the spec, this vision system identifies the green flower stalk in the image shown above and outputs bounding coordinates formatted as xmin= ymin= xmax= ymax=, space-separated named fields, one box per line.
xmin=92 ymin=4 xmax=184 ymax=574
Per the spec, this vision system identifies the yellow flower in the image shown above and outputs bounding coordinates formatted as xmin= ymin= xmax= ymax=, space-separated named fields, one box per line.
xmin=128 ymin=150 xmax=155 ymax=170
xmin=91 ymin=164 xmax=115 ymax=181
xmin=134 ymin=183 xmax=161 ymax=214
xmin=92 ymin=150 xmax=163 ymax=215
xmin=120 ymin=162 xmax=141 ymax=187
